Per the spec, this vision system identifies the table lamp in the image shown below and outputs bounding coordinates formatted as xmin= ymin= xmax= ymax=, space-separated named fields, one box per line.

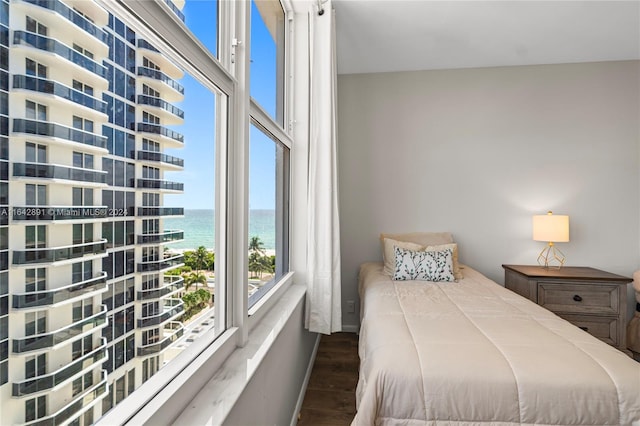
xmin=532 ymin=211 xmax=569 ymax=268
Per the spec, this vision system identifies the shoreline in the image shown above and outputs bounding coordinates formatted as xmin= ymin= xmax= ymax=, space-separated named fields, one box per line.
xmin=167 ymin=247 xmax=276 ymax=257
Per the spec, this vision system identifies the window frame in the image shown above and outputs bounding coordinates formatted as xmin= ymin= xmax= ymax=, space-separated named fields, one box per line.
xmin=94 ymin=0 xmax=296 ymax=424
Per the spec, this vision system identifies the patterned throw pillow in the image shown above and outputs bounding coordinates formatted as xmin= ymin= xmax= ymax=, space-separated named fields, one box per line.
xmin=392 ymin=246 xmax=455 ymax=282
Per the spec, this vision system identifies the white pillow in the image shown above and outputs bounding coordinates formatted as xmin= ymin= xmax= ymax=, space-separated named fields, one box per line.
xmin=392 ymin=246 xmax=455 ymax=282
xmin=382 ymin=238 xmax=424 ymax=276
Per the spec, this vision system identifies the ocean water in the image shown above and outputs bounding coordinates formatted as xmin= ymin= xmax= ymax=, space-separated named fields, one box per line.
xmin=164 ymin=209 xmax=276 ymax=250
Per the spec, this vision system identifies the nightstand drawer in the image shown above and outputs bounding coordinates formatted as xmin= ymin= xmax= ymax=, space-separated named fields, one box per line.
xmin=538 ymin=282 xmax=618 ymax=315
xmin=503 ymin=265 xmax=631 ymax=354
xmin=556 ymin=313 xmax=619 ymax=346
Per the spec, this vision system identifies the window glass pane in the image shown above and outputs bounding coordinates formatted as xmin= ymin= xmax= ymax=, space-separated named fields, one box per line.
xmin=182 ymin=1 xmax=218 ymax=57
xmin=250 ymin=0 xmax=285 ymax=126
xmin=247 ymin=124 xmax=289 ymax=307
xmin=98 ymin=4 xmax=223 ymax=417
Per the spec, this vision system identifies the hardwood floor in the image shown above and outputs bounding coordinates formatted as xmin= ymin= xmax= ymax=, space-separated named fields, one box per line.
xmin=297 ymin=332 xmax=359 ymax=425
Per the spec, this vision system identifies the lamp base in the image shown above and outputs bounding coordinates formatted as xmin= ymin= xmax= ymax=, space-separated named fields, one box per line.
xmin=537 ymin=243 xmax=565 ymax=269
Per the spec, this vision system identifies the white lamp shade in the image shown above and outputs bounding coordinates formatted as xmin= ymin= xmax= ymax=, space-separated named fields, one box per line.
xmin=532 ymin=213 xmax=569 ymax=242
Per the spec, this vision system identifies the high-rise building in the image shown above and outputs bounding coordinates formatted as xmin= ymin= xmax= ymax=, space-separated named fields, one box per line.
xmin=0 ymin=1 xmax=186 ymax=423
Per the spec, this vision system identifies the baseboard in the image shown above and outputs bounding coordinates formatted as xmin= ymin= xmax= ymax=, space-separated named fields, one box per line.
xmin=289 ymin=333 xmax=322 ymax=426
xmin=342 ymin=324 xmax=360 ymax=334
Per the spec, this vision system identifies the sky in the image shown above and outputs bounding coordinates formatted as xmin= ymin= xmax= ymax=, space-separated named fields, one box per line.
xmin=165 ymin=0 xmax=279 ymax=210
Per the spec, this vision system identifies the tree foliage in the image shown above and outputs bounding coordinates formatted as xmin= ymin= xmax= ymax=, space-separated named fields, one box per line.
xmin=248 ymin=236 xmax=275 ymax=279
xmin=184 ymin=271 xmax=207 ymax=291
xmin=183 ymin=247 xmax=215 ymax=272
xmin=182 ymin=288 xmax=212 ymax=321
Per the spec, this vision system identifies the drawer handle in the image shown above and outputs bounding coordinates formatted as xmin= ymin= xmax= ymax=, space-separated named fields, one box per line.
xmin=573 ymin=295 xmax=583 ymax=302
xmin=579 ymin=326 xmax=589 ymax=332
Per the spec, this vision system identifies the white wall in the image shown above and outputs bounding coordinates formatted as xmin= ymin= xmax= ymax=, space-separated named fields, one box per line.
xmin=223 ymin=296 xmax=318 ymax=425
xmin=337 ymin=60 xmax=640 ymax=330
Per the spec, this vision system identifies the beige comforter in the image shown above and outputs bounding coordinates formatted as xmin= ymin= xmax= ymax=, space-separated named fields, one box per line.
xmin=354 ymin=262 xmax=640 ymax=425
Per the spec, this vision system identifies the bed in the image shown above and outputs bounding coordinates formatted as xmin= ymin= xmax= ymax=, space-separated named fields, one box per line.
xmin=354 ymin=260 xmax=640 ymax=425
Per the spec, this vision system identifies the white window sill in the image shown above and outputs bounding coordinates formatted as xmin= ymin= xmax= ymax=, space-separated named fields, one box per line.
xmin=96 ymin=276 xmax=306 ymax=425
xmin=173 ymin=282 xmax=306 ymax=425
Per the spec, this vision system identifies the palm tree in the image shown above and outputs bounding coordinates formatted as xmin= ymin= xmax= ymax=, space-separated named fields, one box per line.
xmin=249 ymin=236 xmax=265 ymax=256
xmin=184 ymin=271 xmax=207 ymax=291
xmin=248 ymin=251 xmax=263 ymax=279
xmin=194 ymin=246 xmax=208 ymax=274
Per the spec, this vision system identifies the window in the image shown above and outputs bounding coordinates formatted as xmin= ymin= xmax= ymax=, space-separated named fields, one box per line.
xmin=142 ymin=165 xmax=159 ymax=179
xmin=25 ymin=225 xmax=45 ymax=249
xmin=25 ymin=268 xmax=45 ymax=292
xmin=73 ymin=151 xmax=94 ymax=169
xmin=25 ymin=396 xmax=46 ymax=422
xmin=250 ymin=0 xmax=285 ymax=125
xmin=25 ymin=184 xmax=46 ymax=205
xmin=142 ymin=84 xmax=160 ymax=98
xmin=72 ymin=260 xmax=93 ymax=283
xmin=25 ymin=353 xmax=46 ymax=379
xmin=247 ymin=123 xmax=289 ymax=306
xmin=24 ymin=311 xmax=46 ymax=336
xmin=25 ymin=100 xmax=46 ymax=121
xmin=142 ymin=192 xmax=159 ymax=206
xmin=73 ymin=223 xmax=93 ymax=244
xmin=72 ymin=299 xmax=93 ymax=322
xmin=73 ymin=43 xmax=94 ymax=60
xmin=72 ymin=335 xmax=93 ymax=360
xmin=72 ymin=187 xmax=93 ymax=206
xmin=73 ymin=115 xmax=94 ymax=133
xmin=25 ymin=142 xmax=46 ymax=163
xmin=25 ymin=58 xmax=46 ymax=78
xmin=74 ymin=0 xmax=295 ymax=421
xmin=73 ymin=80 xmax=94 ymax=97
xmin=26 ymin=16 xmax=47 ymax=36
xmin=142 ymin=111 xmax=159 ymax=125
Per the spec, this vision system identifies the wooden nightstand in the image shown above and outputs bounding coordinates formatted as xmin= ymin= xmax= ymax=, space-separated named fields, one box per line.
xmin=502 ymin=264 xmax=632 ymax=353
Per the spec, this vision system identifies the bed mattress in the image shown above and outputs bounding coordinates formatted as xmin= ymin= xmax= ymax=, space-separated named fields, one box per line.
xmin=354 ymin=262 xmax=640 ymax=425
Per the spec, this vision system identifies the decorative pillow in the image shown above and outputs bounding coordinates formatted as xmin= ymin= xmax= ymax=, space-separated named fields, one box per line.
xmin=382 ymin=238 xmax=424 ymax=276
xmin=380 ymin=232 xmax=453 ymax=276
xmin=392 ymin=246 xmax=455 ymax=282
xmin=424 ymin=243 xmax=463 ymax=281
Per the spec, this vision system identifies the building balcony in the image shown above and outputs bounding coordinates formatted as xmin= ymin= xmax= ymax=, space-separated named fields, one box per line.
xmin=13 ymin=31 xmax=107 ymax=82
xmin=136 ymin=66 xmax=184 ymax=102
xmin=137 ymin=207 xmax=184 ymax=217
xmin=136 ymin=122 xmax=184 ymax=147
xmin=23 ymin=371 xmax=108 ymax=426
xmin=137 ymin=95 xmax=184 ymax=125
xmin=136 ymin=39 xmax=183 ymax=80
xmin=12 ymin=305 xmax=107 ymax=354
xmin=16 ymin=0 xmax=109 ymax=45
xmin=13 ymin=118 xmax=108 ymax=151
xmin=66 ymin=0 xmax=109 ymax=26
xmin=13 ymin=75 xmax=108 ymax=116
xmin=137 ymin=253 xmax=184 ymax=273
xmin=12 ymin=337 xmax=107 ymax=397
xmin=12 ymin=272 xmax=107 ymax=310
xmin=13 ymin=162 xmax=107 ymax=185
xmin=137 ymin=275 xmax=183 ymax=301
xmin=137 ymin=150 xmax=184 ymax=170
xmin=137 ymin=321 xmax=184 ymax=356
xmin=137 ymin=299 xmax=184 ymax=328
xmin=136 ymin=178 xmax=183 ymax=192
xmin=12 ymin=239 xmax=108 ymax=266
xmin=137 ymin=230 xmax=184 ymax=245
xmin=11 ymin=205 xmax=108 ymax=222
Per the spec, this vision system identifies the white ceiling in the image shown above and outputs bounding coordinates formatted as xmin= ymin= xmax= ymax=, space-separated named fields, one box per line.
xmin=333 ymin=0 xmax=640 ymax=75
